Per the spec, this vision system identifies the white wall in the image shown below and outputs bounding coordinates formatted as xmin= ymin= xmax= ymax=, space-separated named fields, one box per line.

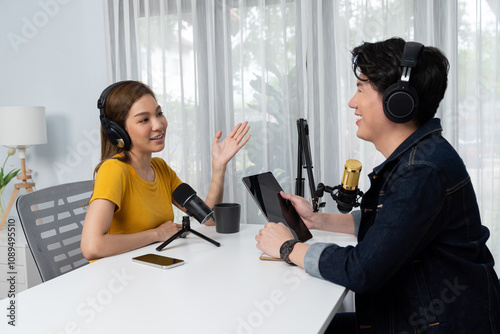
xmin=0 ymin=0 xmax=107 ymax=204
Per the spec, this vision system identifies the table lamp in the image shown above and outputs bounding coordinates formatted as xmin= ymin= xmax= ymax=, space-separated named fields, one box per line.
xmin=0 ymin=106 xmax=47 ymax=229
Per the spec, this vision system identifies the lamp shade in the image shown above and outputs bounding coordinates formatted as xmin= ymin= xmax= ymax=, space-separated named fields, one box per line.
xmin=0 ymin=106 xmax=47 ymax=147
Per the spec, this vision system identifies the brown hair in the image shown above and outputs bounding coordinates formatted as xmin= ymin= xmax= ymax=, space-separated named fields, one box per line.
xmin=93 ymin=81 xmax=156 ymax=179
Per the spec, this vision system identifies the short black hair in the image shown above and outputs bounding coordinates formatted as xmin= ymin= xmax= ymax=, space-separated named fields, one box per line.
xmin=351 ymin=37 xmax=450 ymax=126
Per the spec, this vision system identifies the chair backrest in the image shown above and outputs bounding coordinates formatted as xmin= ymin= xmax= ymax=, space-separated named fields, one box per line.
xmin=16 ymin=180 xmax=93 ymax=282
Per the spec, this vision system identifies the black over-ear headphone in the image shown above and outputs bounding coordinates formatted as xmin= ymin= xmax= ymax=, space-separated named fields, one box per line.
xmin=97 ymin=81 xmax=133 ymax=150
xmin=382 ymin=42 xmax=424 ymax=123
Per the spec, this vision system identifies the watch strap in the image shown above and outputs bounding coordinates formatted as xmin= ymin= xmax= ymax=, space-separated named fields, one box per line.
xmin=280 ymin=239 xmax=299 ymax=265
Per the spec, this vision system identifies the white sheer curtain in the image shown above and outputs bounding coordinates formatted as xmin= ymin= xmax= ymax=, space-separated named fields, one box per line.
xmin=104 ymin=0 xmax=499 ymax=266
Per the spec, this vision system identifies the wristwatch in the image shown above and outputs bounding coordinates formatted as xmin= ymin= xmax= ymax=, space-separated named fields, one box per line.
xmin=280 ymin=239 xmax=299 ymax=265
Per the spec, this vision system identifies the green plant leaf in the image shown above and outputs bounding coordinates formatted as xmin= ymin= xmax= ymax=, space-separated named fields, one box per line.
xmin=1 ymin=168 xmax=20 ymax=187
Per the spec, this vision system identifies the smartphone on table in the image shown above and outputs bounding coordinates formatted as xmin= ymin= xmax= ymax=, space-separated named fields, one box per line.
xmin=132 ymin=254 xmax=184 ymax=269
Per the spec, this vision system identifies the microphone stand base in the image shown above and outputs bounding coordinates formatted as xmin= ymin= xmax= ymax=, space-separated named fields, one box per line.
xmin=156 ymin=216 xmax=220 ymax=251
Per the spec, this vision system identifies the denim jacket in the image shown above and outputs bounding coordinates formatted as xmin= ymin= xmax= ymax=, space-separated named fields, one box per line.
xmin=304 ymin=118 xmax=500 ymax=333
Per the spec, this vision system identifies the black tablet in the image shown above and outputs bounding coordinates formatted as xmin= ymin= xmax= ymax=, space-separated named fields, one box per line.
xmin=242 ymin=172 xmax=312 ymax=242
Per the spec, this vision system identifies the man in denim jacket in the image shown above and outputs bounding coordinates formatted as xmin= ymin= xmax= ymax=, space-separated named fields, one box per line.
xmin=256 ymin=37 xmax=500 ymax=333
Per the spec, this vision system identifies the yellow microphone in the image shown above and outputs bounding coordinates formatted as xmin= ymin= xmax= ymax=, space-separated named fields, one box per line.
xmin=314 ymin=159 xmax=364 ymax=213
xmin=341 ymin=159 xmax=362 ymax=191
xmin=332 ymin=159 xmax=363 ymax=213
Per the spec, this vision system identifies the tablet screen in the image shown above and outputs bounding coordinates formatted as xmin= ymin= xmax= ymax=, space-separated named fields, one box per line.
xmin=242 ymin=172 xmax=312 ymax=242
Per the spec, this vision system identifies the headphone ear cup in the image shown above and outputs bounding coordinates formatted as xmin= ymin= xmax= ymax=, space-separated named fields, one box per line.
xmin=382 ymin=82 xmax=419 ymax=123
xmin=97 ymin=81 xmax=134 ymax=150
xmin=101 ymin=117 xmax=132 ymax=150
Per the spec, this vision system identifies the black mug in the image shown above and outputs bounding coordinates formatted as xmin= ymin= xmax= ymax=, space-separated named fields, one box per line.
xmin=213 ymin=203 xmax=241 ymax=233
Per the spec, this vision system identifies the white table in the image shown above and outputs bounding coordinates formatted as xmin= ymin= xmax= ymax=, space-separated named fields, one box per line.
xmin=0 ymin=224 xmax=356 ymax=334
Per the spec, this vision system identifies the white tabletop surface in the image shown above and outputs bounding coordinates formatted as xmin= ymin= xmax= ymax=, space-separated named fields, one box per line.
xmin=0 ymin=223 xmax=357 ymax=334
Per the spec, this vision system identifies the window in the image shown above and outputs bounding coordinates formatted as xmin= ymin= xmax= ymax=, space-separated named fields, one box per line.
xmin=105 ymin=0 xmax=499 ymax=266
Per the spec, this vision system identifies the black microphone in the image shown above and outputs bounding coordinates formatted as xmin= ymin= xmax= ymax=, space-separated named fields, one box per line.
xmin=173 ymin=183 xmax=214 ymax=224
xmin=315 ymin=159 xmax=363 ymax=214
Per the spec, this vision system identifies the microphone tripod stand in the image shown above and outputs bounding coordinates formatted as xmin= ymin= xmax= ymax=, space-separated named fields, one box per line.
xmin=156 ymin=215 xmax=221 ymax=251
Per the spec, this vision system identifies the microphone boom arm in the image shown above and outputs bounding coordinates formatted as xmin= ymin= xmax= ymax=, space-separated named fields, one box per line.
xmin=296 ymin=118 xmax=322 ymax=211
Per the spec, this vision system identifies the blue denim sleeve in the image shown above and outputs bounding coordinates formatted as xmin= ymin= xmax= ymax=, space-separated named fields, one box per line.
xmin=304 ymin=211 xmax=359 ymax=278
xmin=304 ymin=242 xmax=338 ymax=278
xmin=351 ymin=210 xmax=361 ymax=236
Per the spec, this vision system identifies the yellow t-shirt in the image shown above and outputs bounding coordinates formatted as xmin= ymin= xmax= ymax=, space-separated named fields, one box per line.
xmin=90 ymin=157 xmax=183 ymax=234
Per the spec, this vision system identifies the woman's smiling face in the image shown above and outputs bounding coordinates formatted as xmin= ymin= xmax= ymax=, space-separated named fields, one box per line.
xmin=124 ymin=94 xmax=168 ymax=155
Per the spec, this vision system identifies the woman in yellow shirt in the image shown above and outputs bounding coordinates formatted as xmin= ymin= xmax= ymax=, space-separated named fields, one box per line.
xmin=81 ymin=81 xmax=250 ymax=261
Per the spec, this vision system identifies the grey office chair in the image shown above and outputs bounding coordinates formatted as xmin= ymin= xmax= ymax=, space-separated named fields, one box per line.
xmin=16 ymin=180 xmax=93 ymax=282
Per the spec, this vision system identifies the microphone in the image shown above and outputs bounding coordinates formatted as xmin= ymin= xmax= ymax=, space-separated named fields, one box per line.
xmin=173 ymin=183 xmax=214 ymax=224
xmin=315 ymin=159 xmax=364 ymax=214
xmin=334 ymin=159 xmax=363 ymax=213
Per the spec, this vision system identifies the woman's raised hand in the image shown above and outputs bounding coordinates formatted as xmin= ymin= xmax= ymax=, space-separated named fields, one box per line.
xmin=212 ymin=121 xmax=251 ymax=166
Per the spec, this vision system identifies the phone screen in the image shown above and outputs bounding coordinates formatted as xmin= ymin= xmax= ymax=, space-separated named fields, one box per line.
xmin=132 ymin=254 xmax=184 ymax=269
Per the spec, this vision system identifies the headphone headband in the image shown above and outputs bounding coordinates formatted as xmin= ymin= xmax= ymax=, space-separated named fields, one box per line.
xmin=400 ymin=42 xmax=424 ymax=68
xmin=97 ymin=80 xmax=136 ymax=115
